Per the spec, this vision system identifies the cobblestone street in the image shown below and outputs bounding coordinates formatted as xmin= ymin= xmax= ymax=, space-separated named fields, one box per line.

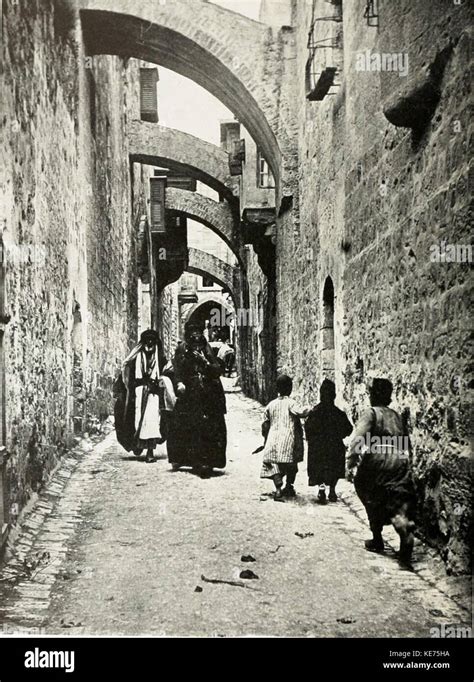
xmin=0 ymin=384 xmax=469 ymax=638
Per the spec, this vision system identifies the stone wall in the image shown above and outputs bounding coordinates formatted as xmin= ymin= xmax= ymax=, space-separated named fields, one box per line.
xmin=269 ymin=0 xmax=472 ymax=573
xmin=341 ymin=0 xmax=472 ymax=574
xmin=84 ymin=54 xmax=140 ymax=428
xmin=159 ymin=283 xmax=180 ymax=364
xmin=239 ymin=247 xmax=276 ymax=405
xmin=1 ymin=1 xmax=141 ymax=528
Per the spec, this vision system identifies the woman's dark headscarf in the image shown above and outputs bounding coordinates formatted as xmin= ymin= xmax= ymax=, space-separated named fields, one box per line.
xmin=320 ymin=379 xmax=336 ymax=404
xmin=369 ymin=378 xmax=393 ymax=406
xmin=184 ymin=321 xmax=206 ymax=350
xmin=122 ymin=328 xmax=162 ymax=369
xmin=140 ymin=329 xmax=159 ymax=346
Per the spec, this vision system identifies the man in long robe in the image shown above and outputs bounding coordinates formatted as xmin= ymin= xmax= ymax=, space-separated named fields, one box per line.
xmin=114 ymin=329 xmax=171 ymax=463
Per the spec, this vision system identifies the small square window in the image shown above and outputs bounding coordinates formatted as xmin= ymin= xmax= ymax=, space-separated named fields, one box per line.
xmin=202 ymin=277 xmax=215 ymax=289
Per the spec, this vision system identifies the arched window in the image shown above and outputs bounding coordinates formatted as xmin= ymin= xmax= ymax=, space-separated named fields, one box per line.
xmin=321 ymin=276 xmax=335 ymax=377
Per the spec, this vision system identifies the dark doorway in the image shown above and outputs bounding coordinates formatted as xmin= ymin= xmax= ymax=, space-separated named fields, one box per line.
xmin=321 ymin=276 xmax=335 ymax=378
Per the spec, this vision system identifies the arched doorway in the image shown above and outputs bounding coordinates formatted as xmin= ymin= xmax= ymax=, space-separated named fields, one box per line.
xmin=321 ymin=276 xmax=335 ymax=378
xmin=186 ymin=297 xmax=235 ymax=345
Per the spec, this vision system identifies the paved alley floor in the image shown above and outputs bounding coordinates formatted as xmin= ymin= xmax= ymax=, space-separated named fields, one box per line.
xmin=0 ymin=385 xmax=470 ymax=638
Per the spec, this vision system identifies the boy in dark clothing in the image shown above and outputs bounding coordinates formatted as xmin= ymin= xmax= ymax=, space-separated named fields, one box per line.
xmin=304 ymin=379 xmax=352 ymax=503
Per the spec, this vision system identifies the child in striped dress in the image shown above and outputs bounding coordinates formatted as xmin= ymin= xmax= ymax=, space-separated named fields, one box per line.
xmin=260 ymin=374 xmax=311 ymax=500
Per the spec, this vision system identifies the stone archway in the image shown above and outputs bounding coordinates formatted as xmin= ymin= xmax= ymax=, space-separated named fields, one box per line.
xmin=165 ymin=188 xmax=241 ymax=264
xmin=184 ymin=295 xmax=235 ymax=341
xmin=79 ymin=0 xmax=292 ymax=196
xmin=187 ymin=247 xmax=239 ymax=304
xmin=185 ymin=292 xmax=234 ymax=319
xmin=128 ymin=122 xmax=236 ymax=202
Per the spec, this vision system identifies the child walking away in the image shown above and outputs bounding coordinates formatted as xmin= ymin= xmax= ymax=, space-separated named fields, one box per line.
xmin=304 ymin=380 xmax=353 ymax=504
xmin=260 ymin=375 xmax=311 ymax=501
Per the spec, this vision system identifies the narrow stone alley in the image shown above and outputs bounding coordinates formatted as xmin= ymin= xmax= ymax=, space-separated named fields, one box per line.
xmin=0 ymin=383 xmax=469 ymax=638
xmin=1 ymin=0 xmax=472 ymax=664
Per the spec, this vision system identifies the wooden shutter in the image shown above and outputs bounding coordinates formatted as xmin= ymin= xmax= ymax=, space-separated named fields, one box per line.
xmin=150 ymin=177 xmax=166 ymax=234
xmin=229 ymin=139 xmax=245 ymax=176
xmin=166 ymin=215 xmax=187 ymax=259
xmin=140 ymin=68 xmax=159 ymax=123
xmin=220 ymin=121 xmax=240 ymax=153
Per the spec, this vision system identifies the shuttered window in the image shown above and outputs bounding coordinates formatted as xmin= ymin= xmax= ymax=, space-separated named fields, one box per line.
xmin=150 ymin=177 xmax=166 ymax=233
xmin=140 ymin=68 xmax=159 ymax=123
xmin=229 ymin=139 xmax=245 ymax=176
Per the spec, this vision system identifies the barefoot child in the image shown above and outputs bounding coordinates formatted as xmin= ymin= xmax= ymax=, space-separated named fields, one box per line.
xmin=260 ymin=375 xmax=311 ymax=500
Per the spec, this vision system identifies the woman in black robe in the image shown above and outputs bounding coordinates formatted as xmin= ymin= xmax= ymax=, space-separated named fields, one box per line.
xmin=347 ymin=378 xmax=417 ymax=563
xmin=166 ymin=323 xmax=227 ymax=477
xmin=305 ymin=379 xmax=353 ymax=503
